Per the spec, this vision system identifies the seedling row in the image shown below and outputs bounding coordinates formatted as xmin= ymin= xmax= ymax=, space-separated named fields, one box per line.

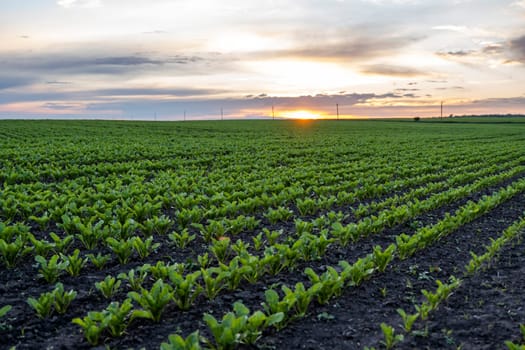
xmin=1 ymin=119 xmax=524 ymax=349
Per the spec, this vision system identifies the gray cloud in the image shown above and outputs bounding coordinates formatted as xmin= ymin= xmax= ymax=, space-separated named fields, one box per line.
xmin=249 ymin=32 xmax=423 ymax=63
xmin=435 ymin=86 xmax=465 ymax=90
xmin=42 ymin=102 xmax=84 ymax=110
xmin=510 ymin=35 xmax=525 ymax=62
xmin=360 ymin=64 xmax=428 ymax=77
xmin=0 ymin=75 xmax=35 ymax=90
xmin=93 ymin=56 xmax=163 ymax=65
xmin=81 ymin=91 xmax=412 ymax=119
xmin=46 ymin=80 xmax=73 ymax=85
xmin=0 ymin=87 xmax=229 ymax=104
xmin=437 ymin=50 xmax=476 ymax=57
xmin=96 ymin=87 xmax=227 ymax=97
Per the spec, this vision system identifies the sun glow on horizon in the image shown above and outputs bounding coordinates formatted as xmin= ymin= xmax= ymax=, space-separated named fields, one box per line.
xmin=281 ymin=110 xmax=323 ymax=120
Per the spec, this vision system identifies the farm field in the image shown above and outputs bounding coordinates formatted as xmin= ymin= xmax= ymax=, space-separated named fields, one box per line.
xmin=1 ymin=118 xmax=525 ymax=349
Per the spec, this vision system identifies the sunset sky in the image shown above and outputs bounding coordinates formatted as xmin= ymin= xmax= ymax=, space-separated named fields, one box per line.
xmin=1 ymin=0 xmax=525 ymax=119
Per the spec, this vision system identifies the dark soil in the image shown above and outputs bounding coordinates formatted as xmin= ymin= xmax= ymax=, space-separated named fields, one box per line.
xmin=1 ymin=185 xmax=525 ymax=350
xmin=256 ymin=191 xmax=525 ymax=350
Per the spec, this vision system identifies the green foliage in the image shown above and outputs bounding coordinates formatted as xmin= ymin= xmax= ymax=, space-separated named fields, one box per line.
xmin=168 ymin=229 xmax=196 ymax=249
xmin=161 ymin=331 xmax=202 ymax=350
xmin=128 ymin=279 xmax=173 ymax=322
xmin=371 ymin=244 xmax=396 ymax=273
xmin=168 ymin=270 xmax=203 ymax=310
xmin=396 ymin=308 xmax=419 ymax=332
xmin=52 ymin=282 xmax=77 ymax=314
xmin=141 ymin=214 xmax=172 ymax=236
xmin=201 ymin=267 xmax=227 ymax=300
xmin=28 ymin=233 xmax=54 ymax=258
xmin=0 ymin=235 xmax=32 ymax=268
xmin=203 ymin=301 xmax=283 ymax=349
xmin=0 ymin=305 xmax=12 ymax=318
xmin=331 ymin=222 xmax=359 ymax=246
xmin=380 ymin=323 xmax=404 ymax=350
xmin=27 ymin=291 xmax=55 ymax=319
xmin=296 ymin=197 xmax=317 ymax=216
xmin=72 ymin=311 xmax=108 ymax=346
xmin=75 ymin=219 xmax=108 ymax=249
xmin=106 ymin=237 xmax=134 ymax=264
xmin=304 ymin=266 xmax=344 ymax=304
xmin=86 ymin=252 xmax=111 ymax=270
xmin=118 ymin=268 xmax=148 ymax=291
xmin=35 ymin=254 xmax=68 ymax=283
xmin=132 ymin=236 xmax=161 ymax=260
xmin=95 ymin=275 xmax=122 ymax=299
xmin=209 ymin=237 xmax=232 ymax=264
xmin=61 ymin=249 xmax=87 ymax=276
xmin=340 ymin=257 xmax=375 ymax=287
xmin=262 ymin=289 xmax=296 ymax=330
xmin=49 ymin=232 xmax=74 ymax=254
xmin=264 ymin=207 xmax=293 ymax=224
xmin=103 ymin=299 xmax=134 ymax=337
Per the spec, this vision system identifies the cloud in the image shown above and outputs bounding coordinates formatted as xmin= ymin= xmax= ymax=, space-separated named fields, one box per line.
xmin=437 ymin=50 xmax=476 ymax=57
xmin=435 ymin=86 xmax=465 ymax=90
xmin=3 ymin=52 xmax=213 ymax=78
xmin=512 ymin=1 xmax=525 ymax=9
xmin=93 ymin=56 xmax=163 ymax=66
xmin=80 ymin=91 xmax=414 ymax=118
xmin=510 ymin=35 xmax=525 ymax=62
xmin=436 ymin=35 xmax=525 ymax=65
xmin=142 ymin=30 xmax=168 ymax=35
xmin=0 ymin=75 xmax=35 ymax=90
xmin=95 ymin=87 xmax=227 ymax=97
xmin=46 ymin=81 xmax=73 ymax=85
xmin=250 ymin=32 xmax=423 ymax=63
xmin=482 ymin=44 xmax=504 ymax=55
xmin=360 ymin=64 xmax=428 ymax=77
xmin=57 ymin=0 xmax=102 ymax=8
xmin=42 ymin=102 xmax=85 ymax=110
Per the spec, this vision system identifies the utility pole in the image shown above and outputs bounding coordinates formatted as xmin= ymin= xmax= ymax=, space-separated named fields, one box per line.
xmin=154 ymin=112 xmax=157 ymax=121
xmin=272 ymin=105 xmax=275 ymax=120
xmin=336 ymin=104 xmax=339 ymax=120
xmin=221 ymin=108 xmax=224 ymax=120
xmin=184 ymin=110 xmax=186 ymax=121
xmin=441 ymin=101 xmax=443 ymax=119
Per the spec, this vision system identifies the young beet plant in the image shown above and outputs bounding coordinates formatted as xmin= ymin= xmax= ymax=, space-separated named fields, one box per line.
xmin=35 ymin=254 xmax=68 ymax=283
xmin=73 ymin=299 xmax=134 ymax=346
xmin=27 ymin=283 xmax=77 ymax=318
xmin=106 ymin=237 xmax=134 ymax=264
xmin=128 ymin=279 xmax=173 ymax=322
xmin=132 ymin=236 xmax=161 ymax=260
xmin=95 ymin=275 xmax=122 ymax=299
xmin=86 ymin=252 xmax=111 ymax=270
xmin=504 ymin=324 xmax=525 ymax=350
xmin=27 ymin=291 xmax=55 ymax=319
xmin=161 ymin=331 xmax=202 ymax=350
xmin=203 ymin=301 xmax=283 ymax=349
xmin=53 ymin=282 xmax=77 ymax=314
xmin=380 ymin=323 xmax=404 ymax=350
xmin=118 ymin=268 xmax=148 ymax=291
xmin=168 ymin=270 xmax=203 ymax=310
xmin=201 ymin=267 xmax=227 ymax=300
xmin=61 ymin=249 xmax=87 ymax=276
xmin=0 ymin=236 xmax=33 ymax=268
xmin=168 ymin=229 xmax=196 ymax=249
xmin=396 ymin=308 xmax=419 ymax=332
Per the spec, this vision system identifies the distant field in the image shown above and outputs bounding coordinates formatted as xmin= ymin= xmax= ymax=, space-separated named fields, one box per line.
xmin=1 ymin=119 xmax=525 ymax=349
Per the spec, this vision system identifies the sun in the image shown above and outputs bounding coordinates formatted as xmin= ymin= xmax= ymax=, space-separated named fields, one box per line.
xmin=283 ymin=110 xmax=321 ymax=120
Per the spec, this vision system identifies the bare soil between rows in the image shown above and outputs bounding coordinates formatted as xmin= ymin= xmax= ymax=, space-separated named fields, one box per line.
xmin=1 ymin=188 xmax=525 ymax=350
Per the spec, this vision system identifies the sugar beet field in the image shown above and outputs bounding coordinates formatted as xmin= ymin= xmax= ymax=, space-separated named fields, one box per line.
xmin=2 ymin=118 xmax=525 ymax=350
